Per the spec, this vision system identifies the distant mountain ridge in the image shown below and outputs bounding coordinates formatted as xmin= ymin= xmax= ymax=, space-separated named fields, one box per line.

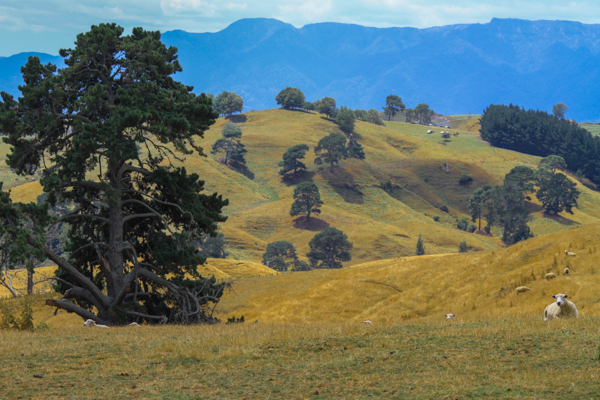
xmin=1 ymin=18 xmax=599 ymax=121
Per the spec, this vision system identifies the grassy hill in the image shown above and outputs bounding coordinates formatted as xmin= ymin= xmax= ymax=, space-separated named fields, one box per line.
xmin=4 ymin=109 xmax=600 ymax=267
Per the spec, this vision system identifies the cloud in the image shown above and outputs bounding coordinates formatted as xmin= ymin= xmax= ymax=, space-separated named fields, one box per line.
xmin=278 ymin=0 xmax=334 ymax=21
xmin=160 ymin=0 xmax=218 ymax=16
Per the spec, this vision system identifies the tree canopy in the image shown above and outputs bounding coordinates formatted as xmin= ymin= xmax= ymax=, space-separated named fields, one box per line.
xmin=275 ymin=87 xmax=306 ymax=109
xmin=335 ymin=106 xmax=356 ymax=132
xmin=214 ymin=91 xmax=244 ymax=116
xmin=211 ymin=121 xmax=247 ymax=168
xmin=413 ymin=103 xmax=434 ymax=125
xmin=314 ymin=132 xmax=347 ymax=173
xmin=262 ymin=241 xmax=298 ymax=271
xmin=289 ymin=182 xmax=323 ymax=222
xmin=416 ymin=234 xmax=425 ymax=255
xmin=306 ymin=227 xmax=352 ymax=269
xmin=0 ymin=24 xmax=228 ymax=325
xmin=278 ymin=144 xmax=309 ymax=179
xmin=536 ymin=172 xmax=580 ymax=215
xmin=552 ymin=102 xmax=568 ymax=119
xmin=468 ymin=185 xmax=493 ymax=231
xmin=383 ymin=95 xmax=405 ymax=121
xmin=315 ymin=97 xmax=337 ymax=118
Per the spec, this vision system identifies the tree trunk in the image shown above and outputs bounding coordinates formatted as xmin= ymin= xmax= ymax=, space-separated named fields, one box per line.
xmin=27 ymin=270 xmax=33 ymax=295
xmin=478 ymin=209 xmax=481 ymax=231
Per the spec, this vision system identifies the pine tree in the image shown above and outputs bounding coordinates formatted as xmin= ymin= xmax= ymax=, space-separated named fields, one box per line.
xmin=416 ymin=235 xmax=425 ymax=255
xmin=278 ymin=144 xmax=309 ymax=179
xmin=290 ymin=182 xmax=323 ymax=222
xmin=306 ymin=227 xmax=352 ymax=269
xmin=314 ymin=132 xmax=347 ymax=173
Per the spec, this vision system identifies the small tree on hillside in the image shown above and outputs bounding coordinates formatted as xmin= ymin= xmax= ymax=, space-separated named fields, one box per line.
xmin=276 ymin=87 xmax=306 ymax=109
xmin=214 ymin=91 xmax=244 ymax=117
xmin=458 ymin=240 xmax=468 ymax=253
xmin=536 ymin=173 xmax=580 ymax=215
xmin=346 ymin=133 xmax=366 ymax=160
xmin=314 ymin=132 xmax=347 ymax=173
xmin=365 ymin=109 xmax=385 ymax=125
xmin=405 ymin=108 xmax=416 ymax=123
xmin=539 ymin=155 xmax=567 ymax=175
xmin=468 ymin=185 xmax=493 ymax=231
xmin=336 ymin=106 xmax=356 ymax=132
xmin=211 ymin=121 xmax=247 ymax=168
xmin=315 ymin=97 xmax=337 ymax=118
xmin=262 ymin=241 xmax=298 ymax=271
xmin=279 ymin=144 xmax=309 ymax=179
xmin=383 ymin=95 xmax=405 ymax=121
xmin=505 ymin=166 xmax=536 ymax=194
xmin=198 ymin=232 xmax=228 ymax=259
xmin=416 ymin=234 xmax=425 ymax=255
xmin=306 ymin=227 xmax=352 ymax=269
xmin=552 ymin=102 xmax=568 ymax=119
xmin=487 ymin=180 xmax=532 ymax=244
xmin=290 ymin=182 xmax=323 ymax=222
xmin=414 ymin=103 xmax=434 ymax=125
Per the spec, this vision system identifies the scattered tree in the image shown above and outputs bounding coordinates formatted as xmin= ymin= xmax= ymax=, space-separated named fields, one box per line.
xmin=414 ymin=103 xmax=434 ymax=125
xmin=211 ymin=121 xmax=247 ymax=168
xmin=315 ymin=97 xmax=337 ymax=118
xmin=303 ymin=101 xmax=316 ymax=111
xmin=198 ymin=232 xmax=228 ymax=259
xmin=539 ymin=155 xmax=567 ymax=175
xmin=468 ymin=185 xmax=493 ymax=231
xmin=289 ymin=182 xmax=324 ymax=222
xmin=552 ymin=102 xmax=568 ymax=119
xmin=458 ymin=174 xmax=473 ymax=186
xmin=405 ymin=108 xmax=416 ymax=123
xmin=306 ymin=227 xmax=352 ymax=269
xmin=365 ymin=109 xmax=385 ymax=125
xmin=442 ymin=131 xmax=451 ymax=140
xmin=487 ymin=180 xmax=532 ymax=244
xmin=383 ymin=95 xmax=405 ymax=121
xmin=314 ymin=132 xmax=347 ymax=173
xmin=275 ymin=87 xmax=306 ymax=109
xmin=279 ymin=144 xmax=309 ymax=179
xmin=458 ymin=240 xmax=468 ymax=253
xmin=262 ymin=241 xmax=298 ymax=271
xmin=505 ymin=166 xmax=536 ymax=194
xmin=214 ymin=91 xmax=244 ymax=117
xmin=416 ymin=234 xmax=425 ymax=255
xmin=0 ymin=24 xmax=229 ymax=325
xmin=536 ymin=173 xmax=580 ymax=215
xmin=346 ymin=133 xmax=365 ymax=160
xmin=336 ymin=106 xmax=356 ymax=132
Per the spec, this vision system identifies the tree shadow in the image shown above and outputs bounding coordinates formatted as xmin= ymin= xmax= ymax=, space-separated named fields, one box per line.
xmin=293 ymin=217 xmax=330 ymax=231
xmin=524 ymin=201 xmax=543 ymax=213
xmin=282 ymin=108 xmax=313 ymax=114
xmin=282 ymin=171 xmax=316 ymax=186
xmin=320 ymin=167 xmax=364 ymax=204
xmin=541 ymin=212 xmax=579 ymax=226
xmin=236 ymin=165 xmax=255 ymax=180
xmin=226 ymin=114 xmax=247 ymax=123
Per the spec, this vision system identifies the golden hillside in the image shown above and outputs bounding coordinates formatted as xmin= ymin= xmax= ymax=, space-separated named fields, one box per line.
xmin=217 ymin=221 xmax=600 ymax=323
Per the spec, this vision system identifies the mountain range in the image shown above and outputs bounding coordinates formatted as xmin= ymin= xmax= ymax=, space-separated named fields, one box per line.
xmin=1 ymin=18 xmax=599 ymax=121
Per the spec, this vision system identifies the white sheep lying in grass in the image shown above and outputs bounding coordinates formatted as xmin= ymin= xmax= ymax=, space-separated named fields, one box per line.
xmin=516 ymin=286 xmax=531 ymax=295
xmin=546 ymin=272 xmax=556 ymax=281
xmin=565 ymin=250 xmax=577 ymax=257
xmin=563 ymin=268 xmax=570 ymax=276
xmin=544 ymin=293 xmax=579 ymax=321
xmin=444 ymin=314 xmax=455 ymax=319
xmin=362 ymin=320 xmax=373 ymax=325
xmin=84 ymin=319 xmax=108 ymax=328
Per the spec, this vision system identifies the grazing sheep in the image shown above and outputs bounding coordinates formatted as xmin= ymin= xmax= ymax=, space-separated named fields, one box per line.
xmin=444 ymin=314 xmax=455 ymax=319
xmin=128 ymin=322 xmax=140 ymax=327
xmin=546 ymin=273 xmax=556 ymax=281
xmin=563 ymin=267 xmax=570 ymax=276
xmin=84 ymin=319 xmax=109 ymax=328
xmin=565 ymin=250 xmax=577 ymax=257
xmin=516 ymin=286 xmax=531 ymax=295
xmin=362 ymin=320 xmax=373 ymax=325
xmin=543 ymin=293 xmax=579 ymax=321
xmin=427 ymin=129 xmax=433 ymax=134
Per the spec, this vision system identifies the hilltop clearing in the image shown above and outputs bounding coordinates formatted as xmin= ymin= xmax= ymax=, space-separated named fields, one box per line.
xmin=4 ymin=109 xmax=600 ymax=266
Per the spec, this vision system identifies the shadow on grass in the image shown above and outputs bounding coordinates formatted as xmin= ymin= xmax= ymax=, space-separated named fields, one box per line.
xmin=237 ymin=165 xmax=255 ymax=180
xmin=541 ymin=212 xmax=579 ymax=226
xmin=226 ymin=114 xmax=247 ymax=123
xmin=281 ymin=108 xmax=313 ymax=114
xmin=282 ymin=171 xmax=316 ymax=186
xmin=524 ymin=201 xmax=543 ymax=213
xmin=320 ymin=166 xmax=364 ymax=204
xmin=293 ymin=217 xmax=330 ymax=231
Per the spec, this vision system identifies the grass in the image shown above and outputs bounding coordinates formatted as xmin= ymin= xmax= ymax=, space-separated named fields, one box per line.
xmin=1 ymin=309 xmax=599 ymax=399
xmin=581 ymin=122 xmax=600 ymax=137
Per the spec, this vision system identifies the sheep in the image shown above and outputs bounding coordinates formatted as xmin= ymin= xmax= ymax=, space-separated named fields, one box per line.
xmin=545 ymin=272 xmax=556 ymax=281
xmin=444 ymin=313 xmax=455 ymax=319
xmin=83 ymin=319 xmax=108 ymax=328
xmin=128 ymin=322 xmax=140 ymax=327
xmin=516 ymin=286 xmax=531 ymax=295
xmin=543 ymin=293 xmax=579 ymax=321
xmin=565 ymin=250 xmax=577 ymax=257
xmin=563 ymin=267 xmax=570 ymax=276
xmin=362 ymin=320 xmax=373 ymax=325
xmin=427 ymin=129 xmax=434 ymax=134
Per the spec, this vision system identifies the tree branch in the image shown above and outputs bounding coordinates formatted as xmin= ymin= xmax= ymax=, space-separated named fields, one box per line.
xmin=45 ymin=298 xmax=111 ymax=325
xmin=118 ymin=164 xmax=151 ymax=179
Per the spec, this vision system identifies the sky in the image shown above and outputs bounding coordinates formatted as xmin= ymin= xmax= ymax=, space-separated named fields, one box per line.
xmin=1 ymin=0 xmax=599 ymax=57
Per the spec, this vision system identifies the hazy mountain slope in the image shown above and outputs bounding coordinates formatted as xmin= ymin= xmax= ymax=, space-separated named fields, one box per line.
xmin=161 ymin=18 xmax=600 ymax=122
xmin=0 ymin=52 xmax=65 ymax=99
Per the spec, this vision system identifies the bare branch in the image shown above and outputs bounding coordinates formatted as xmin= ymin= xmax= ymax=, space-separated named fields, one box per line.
xmin=45 ymin=298 xmax=111 ymax=325
xmin=118 ymin=164 xmax=151 ymax=179
xmin=125 ymin=311 xmax=168 ymax=324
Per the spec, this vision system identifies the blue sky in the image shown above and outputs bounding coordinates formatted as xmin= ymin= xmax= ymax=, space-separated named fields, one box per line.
xmin=1 ymin=0 xmax=599 ymax=57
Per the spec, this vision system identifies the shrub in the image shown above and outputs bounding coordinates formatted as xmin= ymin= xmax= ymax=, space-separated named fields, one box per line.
xmin=458 ymin=240 xmax=468 ymax=253
xmin=457 ymin=216 xmax=469 ymax=231
xmin=432 ymin=215 xmax=440 ymax=222
xmin=440 ymin=205 xmax=449 ymax=213
xmin=416 ymin=234 xmax=425 ymax=255
xmin=467 ymin=224 xmax=477 ymax=233
xmin=459 ymin=174 xmax=474 ymax=186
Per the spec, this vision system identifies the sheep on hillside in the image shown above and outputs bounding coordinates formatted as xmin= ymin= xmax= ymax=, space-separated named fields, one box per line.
xmin=516 ymin=286 xmax=531 ymax=295
xmin=84 ymin=319 xmax=108 ymax=328
xmin=427 ymin=129 xmax=434 ymax=134
xmin=546 ymin=273 xmax=556 ymax=281
xmin=362 ymin=320 xmax=373 ymax=325
xmin=565 ymin=250 xmax=577 ymax=257
xmin=563 ymin=267 xmax=571 ymax=276
xmin=128 ymin=322 xmax=140 ymax=327
xmin=444 ymin=313 xmax=455 ymax=319
xmin=544 ymin=293 xmax=579 ymax=321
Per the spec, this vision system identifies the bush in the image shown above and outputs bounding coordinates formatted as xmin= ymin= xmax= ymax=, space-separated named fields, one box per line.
xmin=416 ymin=234 xmax=425 ymax=255
xmin=457 ymin=216 xmax=469 ymax=231
xmin=440 ymin=205 xmax=449 ymax=213
xmin=484 ymin=225 xmax=491 ymax=234
xmin=459 ymin=174 xmax=474 ymax=186
xmin=458 ymin=240 xmax=468 ymax=253
xmin=432 ymin=215 xmax=440 ymax=222
xmin=467 ymin=224 xmax=477 ymax=233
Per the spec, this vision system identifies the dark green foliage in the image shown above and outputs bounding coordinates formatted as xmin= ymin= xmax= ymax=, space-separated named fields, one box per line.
xmin=467 ymin=224 xmax=477 ymax=233
xmin=539 ymin=155 xmax=567 ymax=175
xmin=306 ymin=227 xmax=352 ymax=269
xmin=432 ymin=215 xmax=440 ymax=222
xmin=416 ymin=234 xmax=425 ymax=255
xmin=262 ymin=241 xmax=298 ymax=271
xmin=458 ymin=240 xmax=468 ymax=253
xmin=314 ymin=132 xmax=348 ymax=172
xmin=290 ymin=182 xmax=323 ymax=222
xmin=442 ymin=131 xmax=451 ymax=140
xmin=276 ymin=87 xmax=306 ymax=109
xmin=480 ymin=104 xmax=600 ymax=184
xmin=459 ymin=174 xmax=473 ymax=186
xmin=346 ymin=133 xmax=365 ymax=160
xmin=211 ymin=122 xmax=247 ymax=168
xmin=468 ymin=185 xmax=493 ymax=231
xmin=279 ymin=144 xmax=309 ymax=179
xmin=226 ymin=315 xmax=245 ymax=324
xmin=409 ymin=104 xmax=434 ymax=125
xmin=198 ymin=232 xmax=228 ymax=258
xmin=405 ymin=108 xmax=416 ymax=123
xmin=552 ymin=102 xmax=568 ymax=119
xmin=0 ymin=24 xmax=228 ymax=325
xmin=536 ymin=173 xmax=580 ymax=214
xmin=486 ymin=181 xmax=532 ymax=244
xmin=505 ymin=166 xmax=536 ymax=193
xmin=315 ymin=97 xmax=337 ymax=118
xmin=457 ymin=216 xmax=469 ymax=231
xmin=440 ymin=205 xmax=449 ymax=213
xmin=336 ymin=106 xmax=356 ymax=133
xmin=214 ymin=91 xmax=243 ymax=116
xmin=383 ymin=95 xmax=405 ymax=121
xmin=292 ymin=260 xmax=312 ymax=271
xmin=303 ymin=101 xmax=316 ymax=111
xmin=364 ymin=109 xmax=385 ymax=125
